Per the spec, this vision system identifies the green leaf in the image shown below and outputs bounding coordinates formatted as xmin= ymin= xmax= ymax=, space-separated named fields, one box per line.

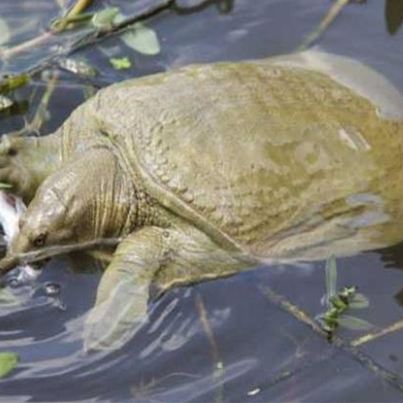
xmin=0 ymin=289 xmax=21 ymax=306
xmin=325 ymin=255 xmax=338 ymax=303
xmin=110 ymin=57 xmax=132 ymax=70
xmin=0 ymin=74 xmax=30 ymax=94
xmin=0 ymin=17 xmax=11 ymax=47
xmin=0 ymin=352 xmax=19 ymax=379
xmin=92 ymin=7 xmax=120 ymax=28
xmin=349 ymin=293 xmax=370 ymax=309
xmin=338 ymin=315 xmax=374 ymax=331
xmin=121 ymin=23 xmax=161 ymax=56
xmin=330 ymin=296 xmax=347 ymax=311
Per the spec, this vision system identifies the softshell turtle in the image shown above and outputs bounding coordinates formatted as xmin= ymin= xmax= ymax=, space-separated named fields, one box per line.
xmin=1 ymin=51 xmax=403 ymax=350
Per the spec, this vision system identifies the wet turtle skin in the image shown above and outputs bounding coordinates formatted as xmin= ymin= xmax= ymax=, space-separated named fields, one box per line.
xmin=1 ymin=51 xmax=403 ymax=350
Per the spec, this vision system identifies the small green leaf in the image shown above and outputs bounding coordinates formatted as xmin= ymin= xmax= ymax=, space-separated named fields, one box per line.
xmin=330 ymin=296 xmax=347 ymax=311
xmin=338 ymin=315 xmax=374 ymax=331
xmin=0 ymin=352 xmax=19 ymax=379
xmin=325 ymin=255 xmax=338 ymax=303
xmin=0 ymin=74 xmax=30 ymax=94
xmin=121 ymin=23 xmax=161 ymax=56
xmin=110 ymin=57 xmax=132 ymax=70
xmin=349 ymin=293 xmax=370 ymax=309
xmin=323 ymin=315 xmax=338 ymax=326
xmin=0 ymin=17 xmax=11 ymax=47
xmin=92 ymin=7 xmax=120 ymax=28
xmin=0 ymin=289 xmax=21 ymax=306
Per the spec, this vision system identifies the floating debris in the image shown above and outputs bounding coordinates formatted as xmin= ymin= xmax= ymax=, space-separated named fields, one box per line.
xmin=0 ymin=191 xmax=41 ymax=285
xmin=0 ymin=95 xmax=13 ymax=112
xmin=57 ymin=57 xmax=97 ymax=77
xmin=247 ymin=388 xmax=261 ymax=397
xmin=0 ymin=352 xmax=19 ymax=379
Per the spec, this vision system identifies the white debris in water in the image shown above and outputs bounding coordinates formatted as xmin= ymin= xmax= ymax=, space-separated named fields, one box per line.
xmin=247 ymin=388 xmax=261 ymax=396
xmin=0 ymin=190 xmax=40 ymax=282
xmin=0 ymin=190 xmax=25 ymax=243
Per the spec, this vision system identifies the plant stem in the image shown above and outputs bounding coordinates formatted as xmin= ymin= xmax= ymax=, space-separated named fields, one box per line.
xmin=351 ymin=319 xmax=403 ymax=347
xmin=52 ymin=0 xmax=95 ymax=32
xmin=259 ymin=285 xmax=403 ymax=393
xmin=299 ymin=0 xmax=353 ymax=50
xmin=0 ymin=0 xmax=95 ymax=61
xmin=196 ymin=293 xmax=224 ymax=403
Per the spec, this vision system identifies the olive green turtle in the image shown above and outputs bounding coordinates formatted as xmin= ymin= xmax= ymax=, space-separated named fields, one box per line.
xmin=1 ymin=51 xmax=403 ymax=350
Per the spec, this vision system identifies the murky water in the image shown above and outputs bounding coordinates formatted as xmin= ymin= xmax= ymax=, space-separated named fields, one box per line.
xmin=1 ymin=0 xmax=403 ymax=401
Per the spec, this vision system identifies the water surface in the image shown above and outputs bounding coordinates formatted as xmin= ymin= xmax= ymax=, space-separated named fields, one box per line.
xmin=1 ymin=0 xmax=403 ymax=401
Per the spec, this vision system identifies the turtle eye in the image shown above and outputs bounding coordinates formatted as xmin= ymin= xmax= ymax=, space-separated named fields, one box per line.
xmin=33 ymin=233 xmax=47 ymax=247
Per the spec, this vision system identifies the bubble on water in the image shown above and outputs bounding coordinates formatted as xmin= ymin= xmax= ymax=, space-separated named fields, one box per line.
xmin=8 ymin=277 xmax=20 ymax=288
xmin=44 ymin=282 xmax=61 ymax=296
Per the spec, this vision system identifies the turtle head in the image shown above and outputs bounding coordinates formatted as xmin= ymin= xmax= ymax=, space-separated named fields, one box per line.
xmin=0 ymin=148 xmax=131 ymax=276
xmin=0 ymin=187 xmax=74 ymax=274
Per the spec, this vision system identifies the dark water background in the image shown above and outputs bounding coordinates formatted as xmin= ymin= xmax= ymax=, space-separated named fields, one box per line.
xmin=1 ymin=0 xmax=403 ymax=401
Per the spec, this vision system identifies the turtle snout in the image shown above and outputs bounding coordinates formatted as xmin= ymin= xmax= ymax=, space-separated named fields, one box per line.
xmin=0 ymin=232 xmax=31 ymax=273
xmin=0 ymin=254 xmax=19 ymax=275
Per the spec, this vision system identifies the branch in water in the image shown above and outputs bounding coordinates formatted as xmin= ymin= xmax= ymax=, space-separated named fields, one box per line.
xmin=299 ymin=0 xmax=354 ymax=50
xmin=52 ymin=0 xmax=95 ymax=32
xmin=1 ymin=0 xmax=229 ymax=76
xmin=0 ymin=237 xmax=122 ymax=275
xmin=0 ymin=0 xmax=95 ymax=60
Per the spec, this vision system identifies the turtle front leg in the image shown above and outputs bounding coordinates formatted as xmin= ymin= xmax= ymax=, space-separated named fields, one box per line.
xmin=83 ymin=226 xmax=171 ymax=352
xmin=0 ymin=134 xmax=61 ymax=203
xmin=84 ymin=223 xmax=250 ymax=352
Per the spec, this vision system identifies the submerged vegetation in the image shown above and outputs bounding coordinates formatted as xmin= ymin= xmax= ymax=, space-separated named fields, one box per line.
xmin=319 ymin=256 xmax=373 ymax=340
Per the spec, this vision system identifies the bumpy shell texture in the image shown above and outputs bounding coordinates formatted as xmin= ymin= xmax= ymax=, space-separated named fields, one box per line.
xmin=62 ymin=52 xmax=403 ymax=259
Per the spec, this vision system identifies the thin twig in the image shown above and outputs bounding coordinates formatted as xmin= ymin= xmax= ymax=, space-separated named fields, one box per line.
xmin=14 ymin=71 xmax=60 ymax=136
xmin=0 ymin=0 xmax=95 ymax=60
xmin=1 ymin=0 xmax=179 ymax=77
xmin=68 ymin=0 xmax=175 ymax=52
xmin=0 ymin=32 xmax=53 ymax=61
xmin=259 ymin=285 xmax=403 ymax=393
xmin=52 ymin=0 xmax=95 ymax=32
xmin=2 ymin=237 xmax=121 ymax=269
xmin=299 ymin=0 xmax=353 ymax=50
xmin=196 ymin=293 xmax=224 ymax=403
xmin=351 ymin=319 xmax=403 ymax=347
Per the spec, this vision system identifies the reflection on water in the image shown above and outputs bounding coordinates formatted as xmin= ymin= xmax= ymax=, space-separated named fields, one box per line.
xmin=1 ymin=0 xmax=403 ymax=401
